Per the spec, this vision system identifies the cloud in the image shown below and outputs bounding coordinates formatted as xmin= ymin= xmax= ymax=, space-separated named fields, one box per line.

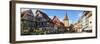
xmin=31 ymin=9 xmax=37 ymax=16
xmin=69 ymin=20 xmax=74 ymax=24
xmin=78 ymin=12 xmax=84 ymax=18
xmin=74 ymin=12 xmax=84 ymax=23
xmin=49 ymin=16 xmax=54 ymax=19
xmin=21 ymin=9 xmax=30 ymax=12
xmin=59 ymin=17 xmax=64 ymax=22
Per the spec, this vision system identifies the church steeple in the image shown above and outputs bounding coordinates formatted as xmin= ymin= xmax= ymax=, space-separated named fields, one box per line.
xmin=64 ymin=13 xmax=68 ymax=20
xmin=63 ymin=12 xmax=69 ymax=27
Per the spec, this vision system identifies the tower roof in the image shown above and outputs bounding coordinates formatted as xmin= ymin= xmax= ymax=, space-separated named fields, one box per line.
xmin=64 ymin=14 xmax=68 ymax=20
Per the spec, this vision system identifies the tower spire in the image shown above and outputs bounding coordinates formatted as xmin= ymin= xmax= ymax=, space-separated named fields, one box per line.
xmin=63 ymin=12 xmax=69 ymax=27
xmin=64 ymin=12 xmax=68 ymax=20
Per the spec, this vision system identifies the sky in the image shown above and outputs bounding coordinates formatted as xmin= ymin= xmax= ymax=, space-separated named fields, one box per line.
xmin=21 ymin=8 xmax=84 ymax=24
xmin=41 ymin=9 xmax=84 ymax=24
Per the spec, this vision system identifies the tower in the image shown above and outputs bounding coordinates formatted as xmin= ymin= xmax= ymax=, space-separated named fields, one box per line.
xmin=63 ymin=13 xmax=69 ymax=27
